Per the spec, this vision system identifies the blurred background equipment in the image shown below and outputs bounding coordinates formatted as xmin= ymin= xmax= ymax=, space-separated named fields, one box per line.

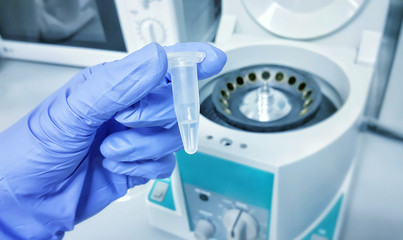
xmin=0 ymin=0 xmax=221 ymax=66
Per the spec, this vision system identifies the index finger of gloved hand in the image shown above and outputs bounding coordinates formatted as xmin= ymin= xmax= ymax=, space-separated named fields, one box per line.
xmin=67 ymin=42 xmax=167 ymax=128
xmin=114 ymin=81 xmax=176 ymax=129
xmin=100 ymin=124 xmax=183 ymax=162
xmin=103 ymin=154 xmax=176 ymax=179
xmin=165 ymin=42 xmax=227 ymax=80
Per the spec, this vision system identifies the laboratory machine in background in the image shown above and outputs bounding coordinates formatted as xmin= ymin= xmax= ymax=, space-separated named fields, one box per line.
xmin=1 ymin=0 xmax=401 ymax=240
xmin=146 ymin=1 xmax=394 ymax=240
xmin=0 ymin=0 xmax=221 ymax=66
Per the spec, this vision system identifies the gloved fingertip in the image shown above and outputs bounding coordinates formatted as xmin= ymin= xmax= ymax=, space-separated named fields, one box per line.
xmin=127 ymin=176 xmax=149 ymax=188
xmin=99 ymin=141 xmax=112 ymax=159
xmin=198 ymin=44 xmax=227 ymax=79
xmin=206 ymin=43 xmax=228 ymax=65
xmin=119 ymin=42 xmax=168 ymax=92
xmin=156 ymin=154 xmax=177 ymax=173
xmin=102 ymin=158 xmax=119 ymax=172
xmin=136 ymin=42 xmax=168 ymax=79
xmin=119 ymin=42 xmax=167 ymax=67
xmin=99 ymin=131 xmax=130 ymax=159
xmin=156 ymin=172 xmax=173 ymax=179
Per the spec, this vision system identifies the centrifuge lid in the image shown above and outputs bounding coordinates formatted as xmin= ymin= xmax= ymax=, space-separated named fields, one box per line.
xmin=241 ymin=0 xmax=365 ymax=39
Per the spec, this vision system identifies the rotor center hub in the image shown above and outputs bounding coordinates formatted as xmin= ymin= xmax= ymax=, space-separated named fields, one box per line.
xmin=240 ymin=84 xmax=292 ymax=122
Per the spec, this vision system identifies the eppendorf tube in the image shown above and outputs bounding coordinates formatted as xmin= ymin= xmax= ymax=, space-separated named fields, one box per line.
xmin=167 ymin=52 xmax=206 ymax=154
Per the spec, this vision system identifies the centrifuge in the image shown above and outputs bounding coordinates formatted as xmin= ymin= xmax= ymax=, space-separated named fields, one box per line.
xmin=147 ymin=0 xmax=390 ymax=239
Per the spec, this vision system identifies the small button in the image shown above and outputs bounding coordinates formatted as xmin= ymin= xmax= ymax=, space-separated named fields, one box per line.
xmin=150 ymin=181 xmax=169 ymax=202
xmin=199 ymin=193 xmax=209 ymax=201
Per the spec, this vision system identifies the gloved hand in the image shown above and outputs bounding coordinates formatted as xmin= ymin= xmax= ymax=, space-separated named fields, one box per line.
xmin=0 ymin=42 xmax=226 ymax=239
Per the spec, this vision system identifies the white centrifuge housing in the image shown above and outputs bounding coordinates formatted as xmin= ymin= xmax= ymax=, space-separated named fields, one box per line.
xmin=147 ymin=1 xmax=390 ymax=239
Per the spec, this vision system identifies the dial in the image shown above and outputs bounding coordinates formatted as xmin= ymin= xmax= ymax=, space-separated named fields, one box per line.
xmin=223 ymin=209 xmax=258 ymax=240
xmin=139 ymin=19 xmax=166 ymax=44
xmin=194 ymin=219 xmax=215 ymax=240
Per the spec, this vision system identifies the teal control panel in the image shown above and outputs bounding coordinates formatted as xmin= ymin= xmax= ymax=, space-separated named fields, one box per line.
xmin=176 ymin=151 xmax=275 ymax=240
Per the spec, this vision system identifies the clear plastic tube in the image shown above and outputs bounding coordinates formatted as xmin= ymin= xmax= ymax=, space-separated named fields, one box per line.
xmin=167 ymin=52 xmax=206 ymax=154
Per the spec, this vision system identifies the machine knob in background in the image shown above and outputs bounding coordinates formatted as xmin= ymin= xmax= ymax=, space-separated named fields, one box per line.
xmin=139 ymin=19 xmax=166 ymax=44
xmin=223 ymin=209 xmax=258 ymax=240
xmin=194 ymin=219 xmax=215 ymax=240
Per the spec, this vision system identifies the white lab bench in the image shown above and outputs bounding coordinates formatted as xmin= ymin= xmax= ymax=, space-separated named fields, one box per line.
xmin=0 ymin=58 xmax=402 ymax=240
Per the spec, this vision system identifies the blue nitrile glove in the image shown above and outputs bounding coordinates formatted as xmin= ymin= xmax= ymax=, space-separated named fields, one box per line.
xmin=0 ymin=42 xmax=226 ymax=240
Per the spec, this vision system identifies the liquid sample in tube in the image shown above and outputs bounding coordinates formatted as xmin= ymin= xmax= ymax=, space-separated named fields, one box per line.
xmin=178 ymin=119 xmax=199 ymax=154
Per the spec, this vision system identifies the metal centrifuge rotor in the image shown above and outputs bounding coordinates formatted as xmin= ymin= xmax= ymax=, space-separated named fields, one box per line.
xmin=211 ymin=65 xmax=322 ymax=132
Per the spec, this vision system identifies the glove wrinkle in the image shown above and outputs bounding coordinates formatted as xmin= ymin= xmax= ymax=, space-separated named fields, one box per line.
xmin=67 ymin=43 xmax=167 ymax=129
xmin=1 ymin=172 xmax=58 ymax=239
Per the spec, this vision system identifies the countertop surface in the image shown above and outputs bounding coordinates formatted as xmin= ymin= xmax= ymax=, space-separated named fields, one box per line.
xmin=1 ymin=58 xmax=402 ymax=240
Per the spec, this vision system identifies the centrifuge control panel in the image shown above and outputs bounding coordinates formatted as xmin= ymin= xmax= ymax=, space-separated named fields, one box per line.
xmin=176 ymin=151 xmax=275 ymax=240
xmin=184 ymin=184 xmax=269 ymax=240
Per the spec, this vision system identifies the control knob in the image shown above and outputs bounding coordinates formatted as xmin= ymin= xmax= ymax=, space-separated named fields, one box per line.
xmin=139 ymin=19 xmax=165 ymax=44
xmin=194 ymin=219 xmax=215 ymax=240
xmin=223 ymin=209 xmax=258 ymax=240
